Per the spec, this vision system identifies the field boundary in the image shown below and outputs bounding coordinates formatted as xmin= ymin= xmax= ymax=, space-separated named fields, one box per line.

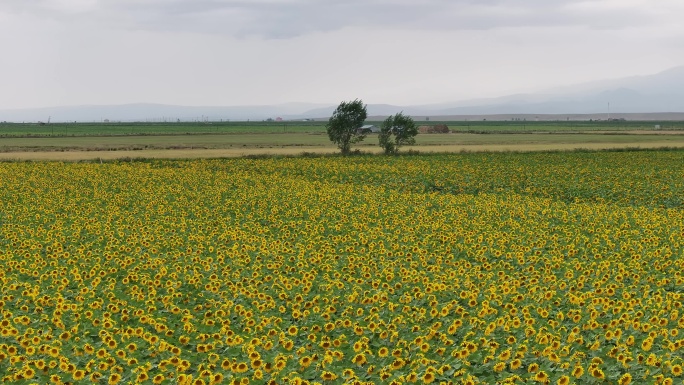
xmin=2 ymin=142 xmax=684 ymax=162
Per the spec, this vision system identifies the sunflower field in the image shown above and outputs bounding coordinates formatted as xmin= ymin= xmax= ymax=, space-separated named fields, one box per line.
xmin=0 ymin=150 xmax=683 ymax=385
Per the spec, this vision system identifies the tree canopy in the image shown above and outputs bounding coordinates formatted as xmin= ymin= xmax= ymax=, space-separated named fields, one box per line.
xmin=326 ymin=99 xmax=368 ymax=155
xmin=379 ymin=112 xmax=418 ymax=155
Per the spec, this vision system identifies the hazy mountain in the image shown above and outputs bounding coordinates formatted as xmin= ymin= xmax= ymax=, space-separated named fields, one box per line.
xmin=302 ymin=66 xmax=684 ymax=117
xmin=2 ymin=66 xmax=684 ymax=122
xmin=303 ymin=66 xmax=684 ymax=117
xmin=0 ymin=103 xmax=330 ymax=123
xmin=546 ymin=65 xmax=684 ymax=96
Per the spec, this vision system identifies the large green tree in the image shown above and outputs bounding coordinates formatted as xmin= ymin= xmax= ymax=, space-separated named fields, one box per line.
xmin=326 ymin=99 xmax=368 ymax=155
xmin=379 ymin=112 xmax=418 ymax=155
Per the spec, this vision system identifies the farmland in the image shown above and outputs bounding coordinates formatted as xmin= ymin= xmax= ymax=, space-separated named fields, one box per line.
xmin=2 ymin=121 xmax=684 ymax=160
xmin=2 ymin=132 xmax=684 ymax=153
xmin=2 ymin=120 xmax=684 ymax=138
xmin=0 ymin=151 xmax=683 ymax=384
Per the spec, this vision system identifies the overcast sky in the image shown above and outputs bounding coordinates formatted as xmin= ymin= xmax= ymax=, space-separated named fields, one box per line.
xmin=1 ymin=0 xmax=684 ymax=109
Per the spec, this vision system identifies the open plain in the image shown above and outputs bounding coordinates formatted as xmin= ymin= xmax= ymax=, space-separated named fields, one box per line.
xmin=2 ymin=121 xmax=684 ymax=160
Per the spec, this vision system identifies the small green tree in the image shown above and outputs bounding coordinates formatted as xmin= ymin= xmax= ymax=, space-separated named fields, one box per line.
xmin=326 ymin=99 xmax=368 ymax=155
xmin=379 ymin=112 xmax=418 ymax=155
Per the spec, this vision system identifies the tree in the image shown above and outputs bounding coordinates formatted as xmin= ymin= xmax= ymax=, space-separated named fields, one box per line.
xmin=379 ymin=112 xmax=418 ymax=155
xmin=326 ymin=99 xmax=368 ymax=155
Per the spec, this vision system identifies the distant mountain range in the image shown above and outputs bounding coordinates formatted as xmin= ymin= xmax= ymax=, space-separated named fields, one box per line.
xmin=0 ymin=103 xmax=331 ymax=123
xmin=3 ymin=66 xmax=684 ymax=122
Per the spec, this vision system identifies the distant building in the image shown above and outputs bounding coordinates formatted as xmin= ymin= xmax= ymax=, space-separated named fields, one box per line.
xmin=358 ymin=124 xmax=380 ymax=133
xmin=276 ymin=117 xmax=283 ymax=122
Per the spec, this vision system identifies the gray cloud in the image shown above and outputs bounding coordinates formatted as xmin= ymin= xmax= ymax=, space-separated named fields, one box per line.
xmin=0 ymin=0 xmax=672 ymax=38
xmin=3 ymin=0 xmax=684 ymax=110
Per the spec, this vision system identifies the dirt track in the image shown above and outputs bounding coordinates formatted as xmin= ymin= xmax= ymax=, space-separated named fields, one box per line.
xmin=2 ymin=141 xmax=684 ymax=161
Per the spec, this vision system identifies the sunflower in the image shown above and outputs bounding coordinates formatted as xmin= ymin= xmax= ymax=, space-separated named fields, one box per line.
xmin=591 ymin=368 xmax=605 ymax=379
xmin=83 ymin=344 xmax=95 ymax=355
xmin=252 ymin=370 xmax=263 ymax=380
xmin=618 ymin=373 xmax=632 ymax=385
xmin=321 ymin=371 xmax=338 ymax=381
xmin=571 ymin=366 xmax=584 ymax=378
xmin=641 ymin=338 xmax=653 ymax=351
xmin=234 ymin=362 xmax=249 ymax=373
xmin=378 ymin=347 xmax=389 ymax=357
xmin=299 ymin=356 xmax=312 ymax=368
xmin=352 ymin=353 xmax=367 ymax=365
xmin=108 ymin=373 xmax=122 ymax=385
xmin=72 ymin=370 xmax=85 ymax=381
xmin=534 ymin=371 xmax=549 ymax=383
xmin=22 ymin=368 xmax=35 ymax=379
xmin=422 ymin=371 xmax=435 ymax=384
